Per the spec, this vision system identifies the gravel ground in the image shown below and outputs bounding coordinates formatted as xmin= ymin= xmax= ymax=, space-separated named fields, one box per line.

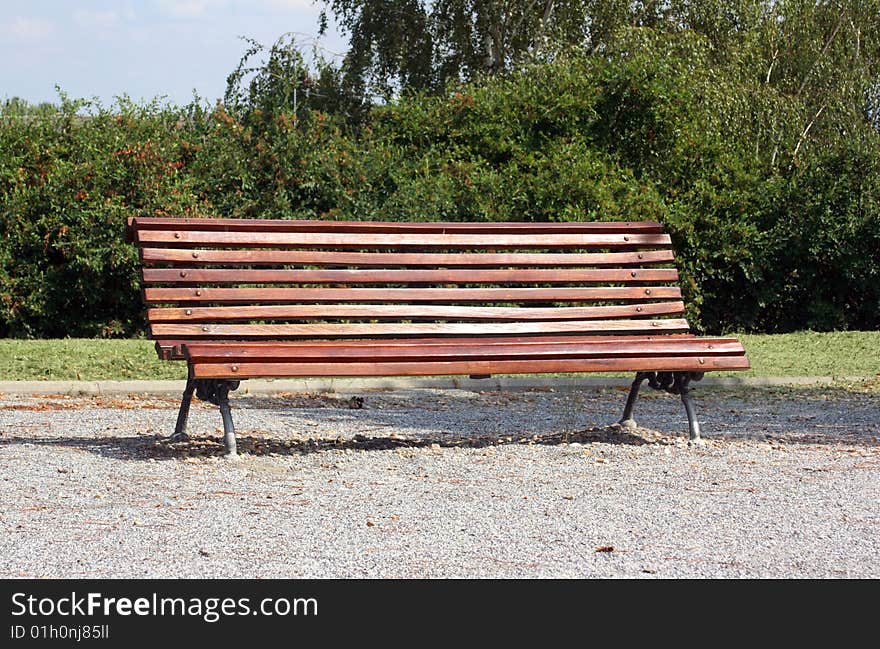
xmin=0 ymin=385 xmax=878 ymax=578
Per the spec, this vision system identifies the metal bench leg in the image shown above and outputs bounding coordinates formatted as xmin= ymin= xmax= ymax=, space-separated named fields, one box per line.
xmin=626 ymin=371 xmax=705 ymax=442
xmin=216 ymin=383 xmax=237 ymax=457
xmin=619 ymin=372 xmax=649 ymax=428
xmin=170 ymin=377 xmax=196 ymax=441
xmin=193 ymin=379 xmax=241 ymax=457
xmin=679 ymin=377 xmax=702 ymax=443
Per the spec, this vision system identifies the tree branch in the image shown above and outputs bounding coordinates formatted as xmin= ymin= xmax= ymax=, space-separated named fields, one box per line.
xmin=795 ymin=13 xmax=846 ymax=98
xmin=765 ymin=47 xmax=779 ymax=84
xmin=790 ymin=104 xmax=827 ymax=167
xmin=508 ymin=0 xmax=542 ymax=46
xmin=542 ymin=0 xmax=555 ymax=25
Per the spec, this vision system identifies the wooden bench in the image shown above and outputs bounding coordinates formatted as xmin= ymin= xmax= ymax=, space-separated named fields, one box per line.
xmin=126 ymin=216 xmax=749 ymax=456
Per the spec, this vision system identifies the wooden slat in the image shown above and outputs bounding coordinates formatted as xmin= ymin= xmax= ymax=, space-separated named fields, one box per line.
xmin=154 ymin=333 xmax=700 ymax=361
xmin=172 ymin=334 xmax=699 ymax=346
xmin=152 ymin=319 xmax=691 ymax=338
xmin=154 ymin=332 xmax=699 ymax=355
xmin=140 ymin=248 xmax=676 ymax=267
xmin=135 ymin=230 xmax=672 ymax=249
xmin=191 ymin=355 xmax=750 ymax=378
xmin=184 ymin=338 xmax=745 ymax=362
xmin=142 ymin=267 xmax=680 ymax=285
xmin=147 ymin=301 xmax=685 ymax=323
xmin=129 ymin=217 xmax=665 ymax=234
xmin=143 ymin=286 xmax=682 ymax=303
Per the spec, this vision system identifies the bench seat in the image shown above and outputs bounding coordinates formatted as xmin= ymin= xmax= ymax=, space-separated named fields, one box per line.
xmin=183 ymin=336 xmax=748 ymax=378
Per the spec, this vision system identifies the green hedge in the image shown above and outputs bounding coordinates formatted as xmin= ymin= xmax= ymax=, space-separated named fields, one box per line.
xmin=1 ymin=32 xmax=878 ymax=337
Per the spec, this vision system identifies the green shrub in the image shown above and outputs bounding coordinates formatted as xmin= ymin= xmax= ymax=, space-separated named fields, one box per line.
xmin=1 ymin=28 xmax=878 ymax=337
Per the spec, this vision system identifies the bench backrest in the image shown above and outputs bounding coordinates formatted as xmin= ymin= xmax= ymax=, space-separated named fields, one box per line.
xmin=126 ymin=217 xmax=690 ymax=359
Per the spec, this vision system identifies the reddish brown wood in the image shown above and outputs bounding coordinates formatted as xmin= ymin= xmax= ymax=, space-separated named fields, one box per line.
xmin=191 ymin=355 xmax=750 ymax=378
xmin=129 ymin=217 xmax=749 ymax=378
xmin=147 ymin=301 xmax=686 ymax=323
xmin=154 ymin=333 xmax=702 ymax=361
xmin=140 ymin=248 xmax=676 ymax=267
xmin=129 ymin=217 xmax=665 ymax=234
xmin=152 ymin=319 xmax=691 ymax=338
xmin=136 ymin=230 xmax=672 ymax=249
xmin=154 ymin=340 xmax=177 ymax=360
xmin=156 ymin=333 xmax=697 ymax=351
xmin=142 ymin=267 xmax=680 ymax=285
xmin=144 ymin=286 xmax=682 ymax=303
xmin=183 ymin=338 xmax=745 ymax=362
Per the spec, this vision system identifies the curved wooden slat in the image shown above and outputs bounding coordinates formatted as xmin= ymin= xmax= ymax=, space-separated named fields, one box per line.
xmin=140 ymin=248 xmax=676 ymax=267
xmin=142 ymin=267 xmax=680 ymax=285
xmin=135 ymin=230 xmax=672 ymax=249
xmin=184 ymin=338 xmax=745 ymax=362
xmin=154 ymin=333 xmax=701 ymax=360
xmin=143 ymin=286 xmax=682 ymax=303
xmin=191 ymin=355 xmax=750 ymax=378
xmin=152 ymin=319 xmax=691 ymax=338
xmin=147 ymin=301 xmax=686 ymax=323
xmin=129 ymin=217 xmax=665 ymax=234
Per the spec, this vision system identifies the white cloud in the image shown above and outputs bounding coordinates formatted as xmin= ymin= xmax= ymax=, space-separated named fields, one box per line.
xmin=1 ymin=16 xmax=55 ymax=41
xmin=155 ymin=0 xmax=227 ymax=18
xmin=155 ymin=0 xmax=317 ymax=18
xmin=262 ymin=0 xmax=318 ymax=11
xmin=73 ymin=10 xmax=122 ymax=29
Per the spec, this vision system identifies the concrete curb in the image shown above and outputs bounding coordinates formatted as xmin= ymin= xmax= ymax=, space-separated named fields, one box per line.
xmin=0 ymin=375 xmax=869 ymax=396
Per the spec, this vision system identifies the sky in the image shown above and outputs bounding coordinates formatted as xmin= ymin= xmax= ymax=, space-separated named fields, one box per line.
xmin=0 ymin=0 xmax=347 ymax=106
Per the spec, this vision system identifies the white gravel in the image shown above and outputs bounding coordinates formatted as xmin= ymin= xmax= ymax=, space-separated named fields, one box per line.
xmin=0 ymin=386 xmax=877 ymax=578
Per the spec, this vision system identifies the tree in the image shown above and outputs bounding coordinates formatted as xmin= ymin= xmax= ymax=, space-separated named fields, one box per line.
xmin=224 ymin=33 xmax=367 ymax=125
xmin=319 ymin=0 xmax=880 ymax=119
xmin=321 ymin=0 xmax=601 ymax=96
